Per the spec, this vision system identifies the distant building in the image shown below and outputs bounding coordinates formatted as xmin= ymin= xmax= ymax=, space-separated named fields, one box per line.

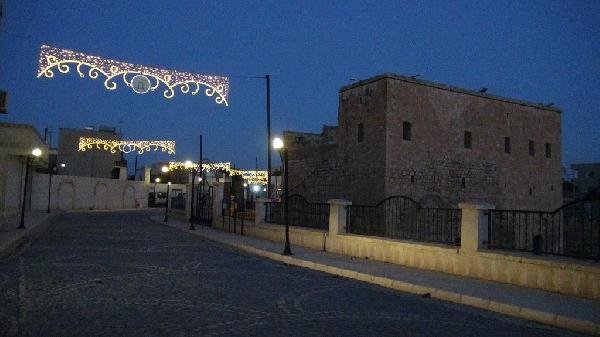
xmin=285 ymin=73 xmax=562 ymax=211
xmin=571 ymin=163 xmax=600 ymax=197
xmin=57 ymin=126 xmax=126 ymax=179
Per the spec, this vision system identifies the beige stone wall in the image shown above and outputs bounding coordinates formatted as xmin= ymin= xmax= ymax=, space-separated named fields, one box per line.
xmin=30 ymin=173 xmax=149 ymax=211
xmin=326 ymin=233 xmax=599 ymax=300
xmin=212 ymin=216 xmax=327 ymax=251
xmin=212 ymin=211 xmax=599 ymax=300
xmin=382 ymin=77 xmax=562 ymax=210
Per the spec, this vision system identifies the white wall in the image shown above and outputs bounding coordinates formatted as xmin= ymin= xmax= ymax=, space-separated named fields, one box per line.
xmin=31 ymin=173 xmax=149 ymax=211
xmin=0 ymin=154 xmax=26 ymax=218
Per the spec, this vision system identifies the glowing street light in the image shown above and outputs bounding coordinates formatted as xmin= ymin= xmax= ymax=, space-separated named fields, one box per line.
xmin=161 ymin=165 xmax=169 ymax=173
xmin=272 ymin=137 xmax=284 ymax=150
xmin=19 ymin=148 xmax=42 ymax=229
xmin=272 ymin=136 xmax=291 ymax=256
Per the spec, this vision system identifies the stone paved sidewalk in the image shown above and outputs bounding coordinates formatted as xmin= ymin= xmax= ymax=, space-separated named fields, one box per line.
xmin=0 ymin=211 xmax=55 ymax=257
xmin=153 ymin=216 xmax=600 ymax=336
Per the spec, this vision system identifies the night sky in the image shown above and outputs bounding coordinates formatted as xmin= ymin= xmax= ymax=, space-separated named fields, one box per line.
xmin=0 ymin=1 xmax=598 ymax=172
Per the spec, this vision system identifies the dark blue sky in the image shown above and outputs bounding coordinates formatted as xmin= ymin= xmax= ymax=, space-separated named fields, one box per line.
xmin=1 ymin=0 xmax=598 ymax=171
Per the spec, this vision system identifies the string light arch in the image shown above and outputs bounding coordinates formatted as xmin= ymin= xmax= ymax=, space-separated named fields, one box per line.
xmin=167 ymin=161 xmax=268 ymax=185
xmin=78 ymin=137 xmax=176 ymax=155
xmin=38 ymin=45 xmax=229 ymax=106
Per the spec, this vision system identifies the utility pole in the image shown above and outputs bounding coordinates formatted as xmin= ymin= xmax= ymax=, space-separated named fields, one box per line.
xmin=199 ymin=134 xmax=203 ymax=194
xmin=266 ymin=74 xmax=271 ymax=198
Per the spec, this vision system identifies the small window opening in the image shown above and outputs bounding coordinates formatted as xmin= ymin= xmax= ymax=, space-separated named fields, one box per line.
xmin=403 ymin=122 xmax=412 ymax=141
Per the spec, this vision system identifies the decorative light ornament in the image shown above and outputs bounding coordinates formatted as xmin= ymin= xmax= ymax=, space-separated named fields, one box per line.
xmin=167 ymin=161 xmax=268 ymax=185
xmin=131 ymin=75 xmax=151 ymax=94
xmin=78 ymin=137 xmax=176 ymax=154
xmin=37 ymin=45 xmax=229 ymax=105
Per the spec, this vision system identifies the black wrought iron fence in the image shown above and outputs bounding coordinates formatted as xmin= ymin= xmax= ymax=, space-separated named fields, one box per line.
xmin=264 ymin=194 xmax=329 ymax=230
xmin=222 ymin=196 xmax=253 ymax=235
xmin=488 ymin=192 xmax=600 ymax=260
xmin=170 ymin=195 xmax=185 ymax=210
xmin=346 ymin=196 xmax=461 ymax=246
xmin=194 ymin=186 xmax=213 ymax=226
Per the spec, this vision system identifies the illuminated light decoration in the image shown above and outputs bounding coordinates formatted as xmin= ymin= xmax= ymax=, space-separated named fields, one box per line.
xmin=167 ymin=161 xmax=268 ymax=185
xmin=78 ymin=137 xmax=175 ymax=154
xmin=37 ymin=45 xmax=229 ymax=105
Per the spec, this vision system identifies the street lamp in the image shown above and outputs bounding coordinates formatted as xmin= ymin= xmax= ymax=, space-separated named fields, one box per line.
xmin=164 ymin=181 xmax=171 ymax=222
xmin=19 ymin=148 xmax=42 ymax=229
xmin=154 ymin=177 xmax=160 ymax=206
xmin=47 ymin=164 xmax=58 ymax=213
xmin=272 ymin=137 xmax=291 ymax=255
xmin=185 ymin=160 xmax=196 ymax=230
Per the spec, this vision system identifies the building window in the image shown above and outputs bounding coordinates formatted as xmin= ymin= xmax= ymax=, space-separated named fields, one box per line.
xmin=504 ymin=137 xmax=511 ymax=154
xmin=529 ymin=140 xmax=535 ymax=156
xmin=529 ymin=188 xmax=533 ymax=196
xmin=545 ymin=143 xmax=552 ymax=158
xmin=464 ymin=131 xmax=472 ymax=149
xmin=461 ymin=177 xmax=466 ymax=189
xmin=357 ymin=123 xmax=364 ymax=143
xmin=410 ymin=175 xmax=415 ymax=183
xmin=403 ymin=122 xmax=412 ymax=141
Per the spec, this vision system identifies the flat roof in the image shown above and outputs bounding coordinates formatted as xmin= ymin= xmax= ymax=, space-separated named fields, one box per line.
xmin=339 ymin=73 xmax=561 ymax=113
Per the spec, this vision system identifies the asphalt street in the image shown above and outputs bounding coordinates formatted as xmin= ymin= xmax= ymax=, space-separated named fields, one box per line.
xmin=0 ymin=211 xmax=588 ymax=336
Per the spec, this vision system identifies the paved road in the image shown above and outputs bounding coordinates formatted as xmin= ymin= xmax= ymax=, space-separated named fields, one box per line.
xmin=0 ymin=211 xmax=588 ymax=336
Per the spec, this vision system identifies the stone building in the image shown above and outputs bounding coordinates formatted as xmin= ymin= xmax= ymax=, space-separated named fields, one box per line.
xmin=57 ymin=127 xmax=126 ymax=179
xmin=285 ymin=73 xmax=562 ymax=211
xmin=571 ymin=162 xmax=600 ymax=197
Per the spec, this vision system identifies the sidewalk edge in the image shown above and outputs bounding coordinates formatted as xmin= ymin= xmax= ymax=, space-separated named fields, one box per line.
xmin=0 ymin=213 xmax=58 ymax=258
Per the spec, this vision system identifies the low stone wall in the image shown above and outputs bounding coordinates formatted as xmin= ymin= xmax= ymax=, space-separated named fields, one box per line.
xmin=213 ymin=216 xmax=327 ymax=252
xmin=205 ymin=187 xmax=600 ymax=300
xmin=31 ymin=173 xmax=149 ymax=211
xmin=326 ymin=233 xmax=600 ymax=300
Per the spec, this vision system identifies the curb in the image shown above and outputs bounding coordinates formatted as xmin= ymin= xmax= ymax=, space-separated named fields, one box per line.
xmin=0 ymin=213 xmax=58 ymax=258
xmin=155 ymin=219 xmax=600 ymax=336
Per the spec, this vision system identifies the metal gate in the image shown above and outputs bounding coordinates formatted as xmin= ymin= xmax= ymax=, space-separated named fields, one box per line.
xmin=194 ymin=185 xmax=213 ymax=226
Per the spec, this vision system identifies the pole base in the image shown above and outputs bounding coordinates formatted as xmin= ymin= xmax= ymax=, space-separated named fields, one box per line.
xmin=282 ymin=241 xmax=292 ymax=256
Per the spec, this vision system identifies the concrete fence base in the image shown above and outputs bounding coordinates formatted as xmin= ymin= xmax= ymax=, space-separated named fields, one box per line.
xmin=206 ymin=194 xmax=600 ymax=300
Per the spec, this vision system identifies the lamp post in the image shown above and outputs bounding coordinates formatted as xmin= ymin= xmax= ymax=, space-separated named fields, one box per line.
xmin=154 ymin=177 xmax=160 ymax=207
xmin=47 ymin=165 xmax=57 ymax=213
xmin=154 ymin=177 xmax=160 ymax=193
xmin=185 ymin=160 xmax=196 ymax=230
xmin=164 ymin=182 xmax=171 ymax=223
xmin=19 ymin=148 xmax=42 ymax=229
xmin=162 ymin=165 xmax=170 ymax=223
xmin=272 ymin=137 xmax=291 ymax=255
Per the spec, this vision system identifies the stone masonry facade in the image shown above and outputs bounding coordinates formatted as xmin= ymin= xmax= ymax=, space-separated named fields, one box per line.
xmin=286 ymin=73 xmax=562 ymax=211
